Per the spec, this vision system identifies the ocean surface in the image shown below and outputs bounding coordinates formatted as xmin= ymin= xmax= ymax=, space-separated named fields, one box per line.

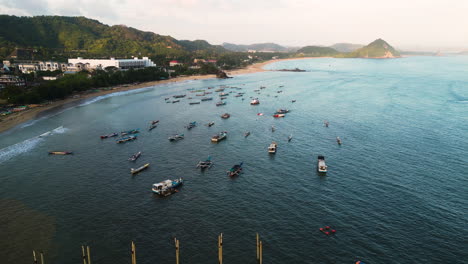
xmin=0 ymin=56 xmax=467 ymax=264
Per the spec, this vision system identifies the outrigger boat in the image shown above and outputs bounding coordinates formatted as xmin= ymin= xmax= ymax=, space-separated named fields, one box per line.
xmin=100 ymin=133 xmax=118 ymax=139
xmin=116 ymin=135 xmax=137 ymax=143
xmin=250 ymin=98 xmax=260 ymax=105
xmin=268 ymin=142 xmax=278 ymax=154
xmin=336 ymin=137 xmax=342 ymax=145
xmin=131 ymin=163 xmax=149 ymax=175
xmin=128 ymin=151 xmax=141 ymax=161
xmin=186 ymin=121 xmax=197 ymax=130
xmin=275 ymin=109 xmax=290 ymax=114
xmin=168 ymin=134 xmax=184 ymax=141
xmin=48 ymin=151 xmax=73 ymax=155
xmin=211 ymin=131 xmax=227 ymax=142
xmin=121 ymin=129 xmax=139 ymax=136
xmin=317 ymin=156 xmax=328 ymax=173
xmin=273 ymin=114 xmax=285 ymax=118
xmin=216 ymin=101 xmax=226 ymax=106
xmin=227 ymin=162 xmax=243 ymax=177
xmin=244 ymin=131 xmax=251 ymax=137
xmin=221 ymin=113 xmax=230 ymax=119
xmin=197 ymin=156 xmax=213 ymax=169
xmin=152 ymin=178 xmax=184 ymax=196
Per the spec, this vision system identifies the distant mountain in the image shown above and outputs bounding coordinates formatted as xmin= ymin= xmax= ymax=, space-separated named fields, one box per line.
xmin=296 ymin=46 xmax=339 ymax=57
xmin=222 ymin=42 xmax=296 ymax=52
xmin=459 ymin=50 xmax=468 ymax=55
xmin=0 ymin=15 xmax=227 ymax=60
xmin=345 ymin=39 xmax=400 ymax=58
xmin=329 ymin=43 xmax=364 ymax=52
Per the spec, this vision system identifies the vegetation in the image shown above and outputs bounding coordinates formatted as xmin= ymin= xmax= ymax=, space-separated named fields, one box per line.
xmin=296 ymin=46 xmax=339 ymax=57
xmin=340 ymin=39 xmax=400 ymax=58
xmin=329 ymin=43 xmax=364 ymax=53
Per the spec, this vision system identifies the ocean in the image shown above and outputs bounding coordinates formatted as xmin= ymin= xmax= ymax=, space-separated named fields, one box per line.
xmin=0 ymin=56 xmax=467 ymax=264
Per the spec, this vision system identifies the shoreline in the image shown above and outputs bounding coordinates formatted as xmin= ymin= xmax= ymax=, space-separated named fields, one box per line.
xmin=0 ymin=57 xmax=323 ymax=134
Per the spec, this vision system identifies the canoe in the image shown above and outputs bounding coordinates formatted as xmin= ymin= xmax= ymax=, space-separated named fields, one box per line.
xmin=48 ymin=151 xmax=73 ymax=155
xmin=131 ymin=163 xmax=150 ymax=175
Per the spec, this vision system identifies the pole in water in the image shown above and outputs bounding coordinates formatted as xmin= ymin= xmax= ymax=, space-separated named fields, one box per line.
xmin=259 ymin=241 xmax=263 ymax=264
xmin=33 ymin=250 xmax=38 ymax=264
xmin=40 ymin=252 xmax=44 ymax=264
xmin=256 ymin=233 xmax=259 ymax=261
xmin=86 ymin=246 xmax=91 ymax=264
xmin=174 ymin=238 xmax=180 ymax=264
xmin=218 ymin=233 xmax=223 ymax=264
xmin=81 ymin=246 xmax=87 ymax=264
xmin=131 ymin=241 xmax=136 ymax=264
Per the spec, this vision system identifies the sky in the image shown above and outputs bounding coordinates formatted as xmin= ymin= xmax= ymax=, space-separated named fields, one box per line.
xmin=1 ymin=0 xmax=467 ymax=51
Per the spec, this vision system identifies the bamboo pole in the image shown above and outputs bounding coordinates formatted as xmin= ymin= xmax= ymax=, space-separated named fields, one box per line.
xmin=174 ymin=238 xmax=180 ymax=264
xmin=81 ymin=246 xmax=87 ymax=264
xmin=256 ymin=233 xmax=259 ymax=261
xmin=131 ymin=241 xmax=136 ymax=264
xmin=218 ymin=233 xmax=223 ymax=264
xmin=86 ymin=246 xmax=91 ymax=264
xmin=259 ymin=241 xmax=262 ymax=264
xmin=40 ymin=252 xmax=44 ymax=264
xmin=33 ymin=250 xmax=38 ymax=264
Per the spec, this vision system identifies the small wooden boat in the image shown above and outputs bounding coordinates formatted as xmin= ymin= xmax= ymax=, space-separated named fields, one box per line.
xmin=215 ymin=88 xmax=224 ymax=92
xmin=244 ymin=131 xmax=251 ymax=138
xmin=186 ymin=121 xmax=197 ymax=130
xmin=172 ymin=100 xmax=180 ymax=103
xmin=288 ymin=135 xmax=293 ymax=142
xmin=250 ymin=98 xmax=260 ymax=105
xmin=197 ymin=156 xmax=213 ymax=169
xmin=151 ymin=120 xmax=160 ymax=125
xmin=317 ymin=156 xmax=327 ymax=173
xmin=131 ymin=163 xmax=150 ymax=175
xmin=221 ymin=113 xmax=230 ymax=119
xmin=48 ymin=151 xmax=73 ymax=155
xmin=336 ymin=137 xmax=342 ymax=145
xmin=116 ymin=135 xmax=137 ymax=143
xmin=152 ymin=178 xmax=183 ymax=196
xmin=128 ymin=151 xmax=141 ymax=161
xmin=234 ymin=94 xmax=243 ymax=97
xmin=164 ymin=98 xmax=170 ymax=101
xmin=227 ymin=162 xmax=243 ymax=177
xmin=291 ymin=100 xmax=296 ymax=103
xmin=273 ymin=114 xmax=285 ymax=118
xmin=100 ymin=133 xmax=118 ymax=139
xmin=168 ymin=134 xmax=184 ymax=141
xmin=271 ymin=126 xmax=275 ymax=132
xmin=149 ymin=124 xmax=157 ymax=131
xmin=216 ymin=101 xmax=226 ymax=106
xmin=275 ymin=109 xmax=290 ymax=114
xmin=219 ymin=92 xmax=229 ymax=96
xmin=206 ymin=122 xmax=215 ymax=127
xmin=324 ymin=121 xmax=329 ymax=127
xmin=201 ymin=97 xmax=213 ymax=101
xmin=189 ymin=102 xmax=201 ymax=105
xmin=211 ymin=131 xmax=227 ymax=142
xmin=173 ymin=95 xmax=186 ymax=98
xmin=268 ymin=142 xmax=277 ymax=154
xmin=121 ymin=129 xmax=139 ymax=136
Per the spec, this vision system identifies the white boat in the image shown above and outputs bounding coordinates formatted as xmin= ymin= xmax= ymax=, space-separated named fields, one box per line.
xmin=152 ymin=178 xmax=183 ymax=196
xmin=211 ymin=132 xmax=227 ymax=142
xmin=317 ymin=156 xmax=327 ymax=173
xmin=268 ymin=142 xmax=277 ymax=154
xmin=250 ymin=98 xmax=260 ymax=105
xmin=336 ymin=137 xmax=342 ymax=145
xmin=131 ymin=163 xmax=150 ymax=175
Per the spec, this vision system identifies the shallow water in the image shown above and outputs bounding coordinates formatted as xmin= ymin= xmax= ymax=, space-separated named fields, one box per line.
xmin=1 ymin=56 xmax=467 ymax=264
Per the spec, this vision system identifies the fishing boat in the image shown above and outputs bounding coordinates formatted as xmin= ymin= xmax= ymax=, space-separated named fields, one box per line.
xmin=197 ymin=156 xmax=213 ymax=169
xmin=116 ymin=135 xmax=137 ymax=143
xmin=48 ymin=151 xmax=73 ymax=155
xmin=189 ymin=102 xmax=201 ymax=105
xmin=288 ymin=135 xmax=293 ymax=142
xmin=324 ymin=121 xmax=329 ymax=127
xmin=149 ymin=124 xmax=157 ymax=131
xmin=221 ymin=113 xmax=230 ymax=119
xmin=273 ymin=114 xmax=285 ymax=118
xmin=260 ymin=86 xmax=266 ymax=89
xmin=121 ymin=129 xmax=139 ymax=136
xmin=219 ymin=92 xmax=229 ymax=96
xmin=151 ymin=120 xmax=160 ymax=125
xmin=216 ymin=101 xmax=226 ymax=106
xmin=186 ymin=121 xmax=197 ymax=130
xmin=276 ymin=109 xmax=290 ymax=114
xmin=271 ymin=126 xmax=275 ymax=132
xmin=250 ymin=98 xmax=260 ymax=105
xmin=268 ymin=142 xmax=278 ymax=154
xmin=220 ymin=97 xmax=228 ymax=100
xmin=215 ymin=88 xmax=224 ymax=92
xmin=152 ymin=178 xmax=184 ymax=196
xmin=100 ymin=133 xmax=118 ymax=139
xmin=234 ymin=94 xmax=243 ymax=97
xmin=317 ymin=156 xmax=328 ymax=173
xmin=172 ymin=100 xmax=180 ymax=103
xmin=131 ymin=163 xmax=150 ymax=175
xmin=211 ymin=131 xmax=227 ymax=142
xmin=227 ymin=162 xmax=243 ymax=177
xmin=291 ymin=100 xmax=296 ymax=103
xmin=128 ymin=151 xmax=141 ymax=161
xmin=164 ymin=98 xmax=170 ymax=101
xmin=336 ymin=137 xmax=342 ymax=145
xmin=168 ymin=134 xmax=184 ymax=141
xmin=244 ymin=131 xmax=251 ymax=137
xmin=201 ymin=97 xmax=213 ymax=101
xmin=173 ymin=95 xmax=186 ymax=98
xmin=206 ymin=122 xmax=215 ymax=127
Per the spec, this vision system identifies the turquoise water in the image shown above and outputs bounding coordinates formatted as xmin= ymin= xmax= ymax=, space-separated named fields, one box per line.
xmin=1 ymin=56 xmax=467 ymax=264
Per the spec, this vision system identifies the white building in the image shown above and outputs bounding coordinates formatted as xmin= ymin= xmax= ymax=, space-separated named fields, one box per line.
xmin=68 ymin=57 xmax=156 ymax=71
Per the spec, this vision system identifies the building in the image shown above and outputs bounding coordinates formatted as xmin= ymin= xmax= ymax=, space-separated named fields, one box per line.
xmin=17 ymin=61 xmax=69 ymax=73
xmin=68 ymin=57 xmax=156 ymax=71
xmin=0 ymin=75 xmax=26 ymax=89
xmin=17 ymin=63 xmax=39 ymax=74
xmin=169 ymin=60 xmax=183 ymax=67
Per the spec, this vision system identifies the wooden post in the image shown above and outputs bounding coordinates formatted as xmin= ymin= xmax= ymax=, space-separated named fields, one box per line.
xmin=218 ymin=233 xmax=223 ymax=264
xmin=86 ymin=246 xmax=91 ymax=264
xmin=81 ymin=246 xmax=87 ymax=264
xmin=40 ymin=252 xmax=44 ymax=264
xmin=256 ymin=233 xmax=259 ymax=261
xmin=33 ymin=250 xmax=38 ymax=264
xmin=174 ymin=238 xmax=180 ymax=264
xmin=259 ymin=241 xmax=262 ymax=264
xmin=131 ymin=241 xmax=136 ymax=264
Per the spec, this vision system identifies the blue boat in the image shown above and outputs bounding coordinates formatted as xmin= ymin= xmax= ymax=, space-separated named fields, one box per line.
xmin=186 ymin=122 xmax=197 ymax=130
xmin=152 ymin=178 xmax=184 ymax=196
xmin=227 ymin=162 xmax=243 ymax=177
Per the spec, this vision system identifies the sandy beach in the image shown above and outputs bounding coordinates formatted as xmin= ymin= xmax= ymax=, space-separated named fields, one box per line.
xmin=0 ymin=57 xmax=321 ymax=134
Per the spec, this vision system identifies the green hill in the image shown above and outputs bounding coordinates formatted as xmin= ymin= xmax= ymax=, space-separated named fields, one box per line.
xmin=0 ymin=15 xmax=227 ymax=60
xmin=329 ymin=43 xmax=363 ymax=52
xmin=296 ymin=46 xmax=339 ymax=57
xmin=343 ymin=39 xmax=400 ymax=58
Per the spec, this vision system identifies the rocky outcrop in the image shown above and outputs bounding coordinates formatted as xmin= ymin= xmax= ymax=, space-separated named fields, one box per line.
xmin=216 ymin=70 xmax=232 ymax=79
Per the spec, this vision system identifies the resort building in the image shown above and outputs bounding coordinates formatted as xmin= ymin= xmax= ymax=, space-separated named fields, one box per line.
xmin=68 ymin=57 xmax=156 ymax=71
xmin=0 ymin=75 xmax=26 ymax=89
xmin=17 ymin=61 xmax=69 ymax=73
xmin=169 ymin=60 xmax=183 ymax=67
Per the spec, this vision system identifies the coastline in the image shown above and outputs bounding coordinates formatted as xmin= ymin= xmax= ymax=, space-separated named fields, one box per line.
xmin=0 ymin=57 xmax=321 ymax=134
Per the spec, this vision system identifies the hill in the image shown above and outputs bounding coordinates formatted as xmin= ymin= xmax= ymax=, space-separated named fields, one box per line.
xmin=344 ymin=39 xmax=400 ymax=58
xmin=296 ymin=46 xmax=339 ymax=57
xmin=0 ymin=15 xmax=227 ymax=60
xmin=222 ymin=42 xmax=295 ymax=52
xmin=329 ymin=43 xmax=363 ymax=52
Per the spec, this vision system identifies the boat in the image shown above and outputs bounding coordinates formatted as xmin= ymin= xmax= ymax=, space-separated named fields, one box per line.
xmin=250 ymin=98 xmax=260 ymax=105
xmin=268 ymin=142 xmax=278 ymax=154
xmin=152 ymin=178 xmax=184 ymax=196
xmin=48 ymin=151 xmax=73 ymax=155
xmin=164 ymin=98 xmax=170 ymax=101
xmin=317 ymin=156 xmax=328 ymax=173
xmin=128 ymin=151 xmax=142 ymax=161
xmin=149 ymin=124 xmax=157 ymax=131
xmin=244 ymin=131 xmax=250 ymax=137
xmin=234 ymin=94 xmax=243 ymax=97
xmin=206 ymin=122 xmax=215 ymax=127
xmin=197 ymin=156 xmax=213 ymax=169
xmin=172 ymin=100 xmax=180 ymax=103
xmin=189 ymin=102 xmax=201 ymax=105
xmin=151 ymin=120 xmax=160 ymax=125
xmin=116 ymin=135 xmax=137 ymax=143
xmin=291 ymin=100 xmax=296 ymax=103
xmin=121 ymin=129 xmax=139 ymax=136
xmin=100 ymin=133 xmax=118 ymax=139
xmin=219 ymin=92 xmax=229 ymax=96
xmin=168 ymin=134 xmax=184 ymax=141
xmin=211 ymin=131 xmax=227 ymax=142
xmin=275 ymin=109 xmax=290 ymax=114
xmin=271 ymin=126 xmax=275 ymax=132
xmin=220 ymin=97 xmax=228 ymax=100
xmin=336 ymin=137 xmax=342 ymax=145
xmin=201 ymin=97 xmax=213 ymax=101
xmin=221 ymin=113 xmax=230 ymax=119
xmin=131 ymin=163 xmax=150 ymax=175
xmin=173 ymin=95 xmax=186 ymax=98
xmin=186 ymin=121 xmax=197 ymax=130
xmin=215 ymin=88 xmax=224 ymax=92
xmin=216 ymin=101 xmax=226 ymax=106
xmin=273 ymin=114 xmax=285 ymax=118
xmin=288 ymin=135 xmax=293 ymax=142
xmin=324 ymin=121 xmax=329 ymax=127
xmin=227 ymin=162 xmax=243 ymax=177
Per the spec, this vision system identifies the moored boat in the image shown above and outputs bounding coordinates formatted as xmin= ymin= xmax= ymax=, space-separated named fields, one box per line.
xmin=324 ymin=121 xmax=329 ymax=127
xmin=273 ymin=114 xmax=285 ymax=118
xmin=288 ymin=135 xmax=293 ymax=142
xmin=317 ymin=155 xmax=327 ymax=173
xmin=211 ymin=131 xmax=227 ymax=142
xmin=172 ymin=100 xmax=180 ymax=103
xmin=271 ymin=125 xmax=275 ymax=132
xmin=197 ymin=156 xmax=213 ymax=169
xmin=227 ymin=162 xmax=243 ymax=177
xmin=336 ymin=137 xmax=342 ymax=145
xmin=268 ymin=142 xmax=278 ymax=154
xmin=151 ymin=120 xmax=160 ymax=125
xmin=206 ymin=122 xmax=215 ymax=127
xmin=168 ymin=134 xmax=184 ymax=141
xmin=173 ymin=95 xmax=186 ymax=98
xmin=189 ymin=102 xmax=201 ymax=105
xmin=275 ymin=109 xmax=290 ymax=114
xmin=128 ymin=151 xmax=141 ymax=161
xmin=100 ymin=133 xmax=118 ymax=139
xmin=149 ymin=124 xmax=157 ymax=131
xmin=250 ymin=98 xmax=260 ymax=105
xmin=121 ymin=129 xmax=139 ymax=136
xmin=186 ymin=121 xmax=197 ymax=129
xmin=221 ymin=113 xmax=230 ymax=119
xmin=131 ymin=163 xmax=150 ymax=175
xmin=201 ymin=97 xmax=213 ymax=101
xmin=244 ymin=131 xmax=251 ymax=137
xmin=152 ymin=178 xmax=184 ymax=196
xmin=216 ymin=101 xmax=226 ymax=106
xmin=116 ymin=135 xmax=137 ymax=143
xmin=48 ymin=151 xmax=73 ymax=155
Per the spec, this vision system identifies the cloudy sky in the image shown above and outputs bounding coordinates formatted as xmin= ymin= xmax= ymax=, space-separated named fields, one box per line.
xmin=1 ymin=0 xmax=467 ymax=50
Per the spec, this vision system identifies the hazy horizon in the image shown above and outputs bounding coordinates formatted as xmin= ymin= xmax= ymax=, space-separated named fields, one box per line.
xmin=1 ymin=0 xmax=467 ymax=52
